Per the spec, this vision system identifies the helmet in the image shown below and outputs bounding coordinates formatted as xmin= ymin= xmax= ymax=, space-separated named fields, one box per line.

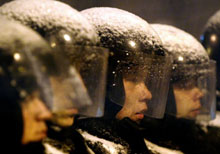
xmin=0 ymin=0 xmax=108 ymax=117
xmin=201 ymin=9 xmax=220 ymax=110
xmin=0 ymin=16 xmax=94 ymax=115
xmin=81 ymin=7 xmax=172 ymax=119
xmin=0 ymin=0 xmax=98 ymax=45
xmin=152 ymin=24 xmax=216 ymax=121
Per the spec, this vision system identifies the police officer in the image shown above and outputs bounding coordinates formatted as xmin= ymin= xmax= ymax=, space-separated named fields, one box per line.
xmin=201 ymin=9 xmax=220 ymax=110
xmin=0 ymin=17 xmax=84 ymax=153
xmin=201 ymin=9 xmax=220 ymax=153
xmin=76 ymin=7 xmax=172 ymax=154
xmin=0 ymin=1 xmax=108 ymax=153
xmin=152 ymin=24 xmax=216 ymax=121
xmin=141 ymin=24 xmax=217 ymax=154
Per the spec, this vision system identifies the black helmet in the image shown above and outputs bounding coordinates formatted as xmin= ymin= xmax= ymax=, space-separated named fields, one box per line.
xmin=82 ymin=7 xmax=172 ymax=119
xmin=0 ymin=0 xmax=109 ymax=117
xmin=152 ymin=24 xmax=216 ymax=120
xmin=201 ymin=9 xmax=220 ymax=110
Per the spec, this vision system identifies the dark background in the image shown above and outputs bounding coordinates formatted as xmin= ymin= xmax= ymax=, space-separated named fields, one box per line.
xmin=0 ymin=0 xmax=220 ymax=39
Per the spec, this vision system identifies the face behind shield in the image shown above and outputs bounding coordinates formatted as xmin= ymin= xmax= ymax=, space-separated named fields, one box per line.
xmin=0 ymin=18 xmax=92 ymax=144
xmin=152 ymin=24 xmax=216 ymax=122
xmin=108 ymin=51 xmax=172 ymax=121
xmin=166 ymin=61 xmax=216 ymax=121
xmin=0 ymin=44 xmax=94 ymax=115
xmin=0 ymin=0 xmax=109 ymax=124
xmin=3 ymin=47 xmax=93 ymax=143
xmin=46 ymin=30 xmax=108 ymax=119
xmin=81 ymin=7 xmax=173 ymax=121
xmin=1 ymin=40 xmax=106 ymax=128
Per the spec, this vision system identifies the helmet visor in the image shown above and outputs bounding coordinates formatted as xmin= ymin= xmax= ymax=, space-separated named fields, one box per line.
xmin=67 ymin=46 xmax=108 ymax=117
xmin=46 ymin=31 xmax=109 ymax=117
xmin=166 ymin=60 xmax=216 ymax=121
xmin=108 ymin=53 xmax=172 ymax=119
xmin=0 ymin=47 xmax=94 ymax=114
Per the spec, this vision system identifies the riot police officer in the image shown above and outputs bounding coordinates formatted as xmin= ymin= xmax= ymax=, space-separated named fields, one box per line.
xmin=141 ymin=24 xmax=217 ymax=154
xmin=0 ymin=1 xmax=108 ymax=153
xmin=0 ymin=17 xmax=85 ymax=153
xmin=201 ymin=9 xmax=220 ymax=110
xmin=201 ymin=9 xmax=220 ymax=153
xmin=76 ymin=7 xmax=172 ymax=154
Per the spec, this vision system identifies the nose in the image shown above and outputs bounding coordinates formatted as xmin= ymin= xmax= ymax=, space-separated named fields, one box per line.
xmin=37 ymin=101 xmax=52 ymax=121
xmin=139 ymin=82 xmax=152 ymax=100
xmin=193 ymin=87 xmax=204 ymax=100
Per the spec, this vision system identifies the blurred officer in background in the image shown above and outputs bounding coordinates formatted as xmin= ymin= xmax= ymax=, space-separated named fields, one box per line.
xmin=0 ymin=0 xmax=108 ymax=153
xmin=0 ymin=17 xmax=83 ymax=153
xmin=201 ymin=9 xmax=220 ymax=154
xmin=201 ymin=9 xmax=220 ymax=110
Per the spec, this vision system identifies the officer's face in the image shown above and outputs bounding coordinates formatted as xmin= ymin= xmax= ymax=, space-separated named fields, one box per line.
xmin=49 ymin=77 xmax=78 ymax=127
xmin=116 ymin=78 xmax=152 ymax=123
xmin=173 ymin=85 xmax=204 ymax=119
xmin=21 ymin=92 xmax=52 ymax=145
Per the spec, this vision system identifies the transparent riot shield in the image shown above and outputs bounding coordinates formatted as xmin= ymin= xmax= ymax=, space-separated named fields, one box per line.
xmin=46 ymin=31 xmax=109 ymax=117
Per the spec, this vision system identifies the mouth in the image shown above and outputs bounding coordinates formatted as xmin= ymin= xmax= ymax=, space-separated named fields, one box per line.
xmin=135 ymin=113 xmax=144 ymax=119
xmin=38 ymin=130 xmax=47 ymax=138
xmin=135 ymin=110 xmax=146 ymax=120
xmin=139 ymin=98 xmax=149 ymax=103
xmin=191 ymin=108 xmax=201 ymax=115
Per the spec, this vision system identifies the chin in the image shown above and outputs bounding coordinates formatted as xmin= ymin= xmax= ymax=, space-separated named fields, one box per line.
xmin=36 ymin=131 xmax=47 ymax=141
xmin=189 ymin=114 xmax=198 ymax=119
xmin=189 ymin=110 xmax=200 ymax=118
xmin=130 ymin=116 xmax=142 ymax=123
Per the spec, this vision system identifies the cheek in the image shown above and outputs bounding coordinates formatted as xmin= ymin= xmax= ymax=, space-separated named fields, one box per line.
xmin=23 ymin=104 xmax=40 ymax=130
xmin=124 ymin=93 xmax=135 ymax=107
xmin=184 ymin=92 xmax=197 ymax=107
xmin=22 ymin=110 xmax=36 ymax=144
xmin=23 ymin=111 xmax=36 ymax=132
xmin=175 ymin=91 xmax=193 ymax=104
xmin=127 ymin=88 xmax=141 ymax=101
xmin=175 ymin=93 xmax=190 ymax=112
